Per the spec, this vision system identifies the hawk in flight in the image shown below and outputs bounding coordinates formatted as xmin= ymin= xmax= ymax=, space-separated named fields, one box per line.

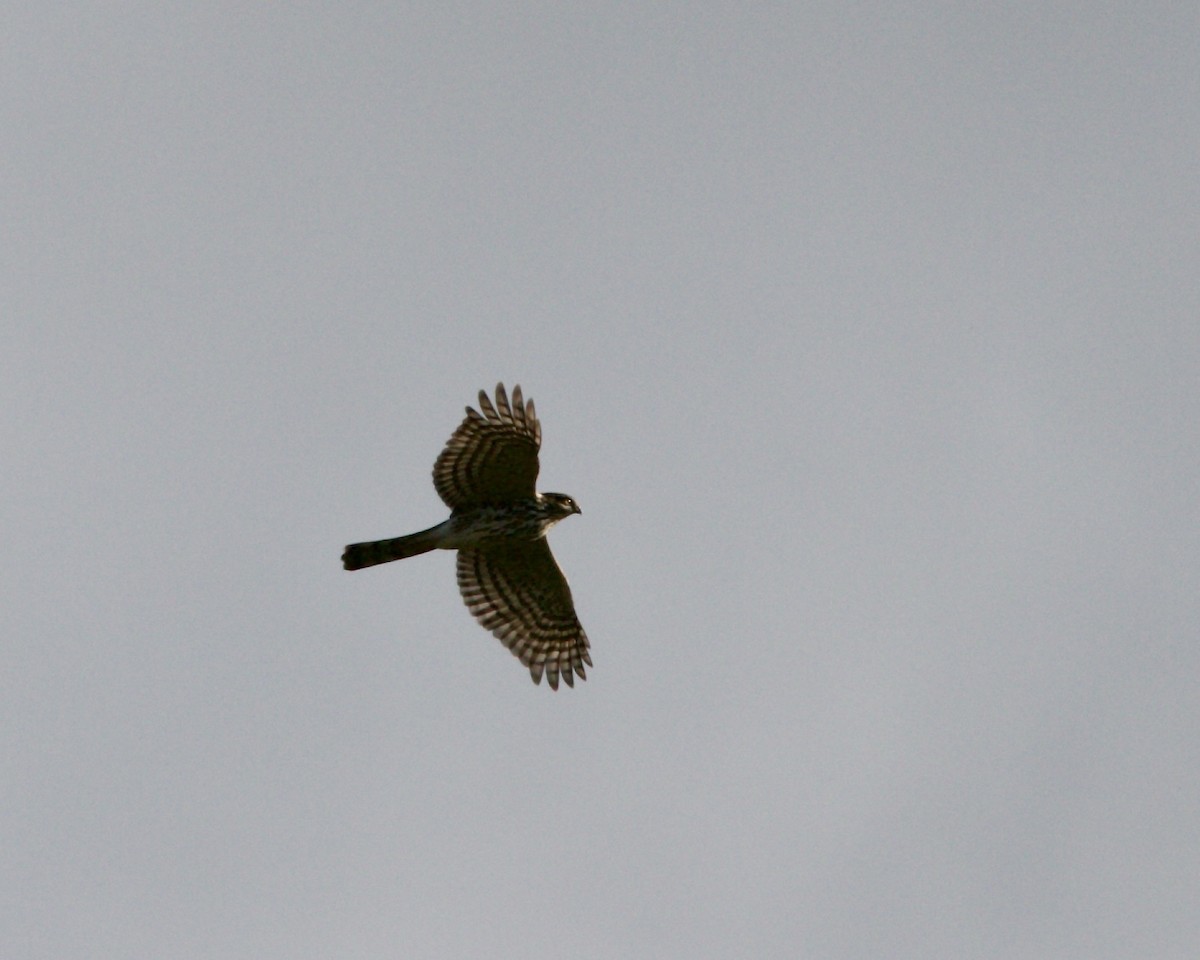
xmin=343 ymin=383 xmax=591 ymax=689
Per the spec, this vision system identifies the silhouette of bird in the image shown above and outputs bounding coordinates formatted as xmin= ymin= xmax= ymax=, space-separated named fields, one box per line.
xmin=343 ymin=383 xmax=590 ymax=689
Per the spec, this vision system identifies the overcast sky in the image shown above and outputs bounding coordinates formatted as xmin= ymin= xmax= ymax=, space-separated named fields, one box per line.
xmin=5 ymin=3 xmax=1198 ymax=957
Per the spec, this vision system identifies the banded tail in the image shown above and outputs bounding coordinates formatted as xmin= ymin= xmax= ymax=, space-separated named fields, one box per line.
xmin=342 ymin=525 xmax=443 ymax=570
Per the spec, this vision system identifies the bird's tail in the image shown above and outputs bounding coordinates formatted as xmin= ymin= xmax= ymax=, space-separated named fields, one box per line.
xmin=342 ymin=525 xmax=443 ymax=570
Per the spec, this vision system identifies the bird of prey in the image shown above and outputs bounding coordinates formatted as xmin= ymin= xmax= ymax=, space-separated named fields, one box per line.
xmin=342 ymin=383 xmax=590 ymax=689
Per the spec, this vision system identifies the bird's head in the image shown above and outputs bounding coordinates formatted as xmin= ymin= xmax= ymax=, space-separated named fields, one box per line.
xmin=540 ymin=492 xmax=582 ymax=520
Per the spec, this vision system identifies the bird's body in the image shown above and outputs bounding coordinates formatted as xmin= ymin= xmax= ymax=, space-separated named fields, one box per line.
xmin=342 ymin=384 xmax=590 ymax=689
xmin=343 ymin=496 xmax=578 ymax=567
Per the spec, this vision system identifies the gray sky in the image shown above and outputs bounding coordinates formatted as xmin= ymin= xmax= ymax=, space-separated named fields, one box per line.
xmin=5 ymin=3 xmax=1198 ymax=957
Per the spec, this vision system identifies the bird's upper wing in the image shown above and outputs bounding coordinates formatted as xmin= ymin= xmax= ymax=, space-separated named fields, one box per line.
xmin=433 ymin=383 xmax=542 ymax=508
xmin=456 ymin=540 xmax=591 ymax=690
